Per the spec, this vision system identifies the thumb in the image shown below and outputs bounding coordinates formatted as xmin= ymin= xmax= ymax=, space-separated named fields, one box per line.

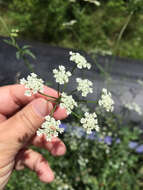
xmin=2 ymin=98 xmax=53 ymax=150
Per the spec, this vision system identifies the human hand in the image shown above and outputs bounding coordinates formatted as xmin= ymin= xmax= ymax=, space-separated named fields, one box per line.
xmin=0 ymin=84 xmax=67 ymax=190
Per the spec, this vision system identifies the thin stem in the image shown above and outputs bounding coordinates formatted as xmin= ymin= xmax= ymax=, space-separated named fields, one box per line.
xmin=50 ymin=102 xmax=59 ymax=117
xmin=46 ymin=99 xmax=57 ymax=103
xmin=71 ymin=111 xmax=81 ymax=119
xmin=57 ymin=83 xmax=60 ymax=96
xmin=71 ymin=65 xmax=77 ymax=74
xmin=114 ymin=11 xmax=134 ymax=55
xmin=23 ymin=56 xmax=34 ymax=72
xmin=38 ymin=92 xmax=58 ymax=100
xmin=77 ymin=100 xmax=97 ymax=103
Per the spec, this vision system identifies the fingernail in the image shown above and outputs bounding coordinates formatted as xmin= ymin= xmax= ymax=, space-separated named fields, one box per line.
xmin=32 ymin=98 xmax=53 ymax=117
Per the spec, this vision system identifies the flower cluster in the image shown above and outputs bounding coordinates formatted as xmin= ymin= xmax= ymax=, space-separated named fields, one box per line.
xmin=53 ymin=65 xmax=71 ymax=85
xmin=125 ymin=102 xmax=142 ymax=115
xmin=80 ymin=112 xmax=99 ymax=134
xmin=98 ymin=88 xmax=114 ymax=112
xmin=20 ymin=51 xmax=114 ymax=140
xmin=60 ymin=92 xmax=77 ymax=115
xmin=37 ymin=116 xmax=64 ymax=141
xmin=76 ymin=78 xmax=93 ymax=97
xmin=69 ymin=51 xmax=91 ymax=69
xmin=20 ymin=73 xmax=44 ymax=96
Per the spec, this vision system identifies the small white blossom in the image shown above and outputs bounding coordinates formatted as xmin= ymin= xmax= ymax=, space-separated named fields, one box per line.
xmin=83 ymin=0 xmax=100 ymax=6
xmin=80 ymin=112 xmax=99 ymax=134
xmin=20 ymin=73 xmax=44 ymax=96
xmin=125 ymin=102 xmax=142 ymax=115
xmin=60 ymin=92 xmax=77 ymax=115
xmin=69 ymin=51 xmax=91 ymax=69
xmin=76 ymin=78 xmax=93 ymax=97
xmin=98 ymin=88 xmax=114 ymax=112
xmin=62 ymin=20 xmax=77 ymax=27
xmin=37 ymin=116 xmax=64 ymax=141
xmin=53 ymin=65 xmax=71 ymax=85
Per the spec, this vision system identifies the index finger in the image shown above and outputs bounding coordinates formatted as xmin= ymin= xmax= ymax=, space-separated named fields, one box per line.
xmin=0 ymin=84 xmax=67 ymax=119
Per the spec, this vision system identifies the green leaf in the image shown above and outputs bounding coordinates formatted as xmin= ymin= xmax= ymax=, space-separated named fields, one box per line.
xmin=23 ymin=49 xmax=36 ymax=59
xmin=22 ymin=45 xmax=31 ymax=49
xmin=3 ymin=39 xmax=13 ymax=46
xmin=16 ymin=51 xmax=20 ymax=60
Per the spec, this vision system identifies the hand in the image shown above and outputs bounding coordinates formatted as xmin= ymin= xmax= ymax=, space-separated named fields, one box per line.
xmin=0 ymin=84 xmax=67 ymax=190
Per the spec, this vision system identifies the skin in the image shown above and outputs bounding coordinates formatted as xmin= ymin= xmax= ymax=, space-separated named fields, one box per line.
xmin=0 ymin=84 xmax=67 ymax=190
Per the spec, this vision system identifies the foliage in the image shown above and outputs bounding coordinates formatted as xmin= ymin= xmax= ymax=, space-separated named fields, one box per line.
xmin=0 ymin=0 xmax=143 ymax=59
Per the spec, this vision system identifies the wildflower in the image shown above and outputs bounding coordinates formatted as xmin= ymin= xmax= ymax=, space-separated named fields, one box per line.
xmin=20 ymin=73 xmax=44 ymax=96
xmin=69 ymin=51 xmax=91 ymax=69
xmin=53 ymin=65 xmax=71 ymax=85
xmin=83 ymin=0 xmax=100 ymax=6
xmin=125 ymin=102 xmax=142 ymax=115
xmin=76 ymin=78 xmax=93 ymax=97
xmin=37 ymin=116 xmax=64 ymax=141
xmin=80 ymin=112 xmax=99 ymax=134
xmin=60 ymin=92 xmax=77 ymax=115
xmin=98 ymin=88 xmax=114 ymax=112
xmin=62 ymin=20 xmax=77 ymax=27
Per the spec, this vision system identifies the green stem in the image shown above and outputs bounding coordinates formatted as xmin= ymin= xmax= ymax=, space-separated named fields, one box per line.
xmin=23 ymin=56 xmax=34 ymax=72
xmin=57 ymin=83 xmax=60 ymax=96
xmin=50 ymin=102 xmax=59 ymax=116
xmin=71 ymin=65 xmax=77 ymax=74
xmin=38 ymin=92 xmax=58 ymax=100
xmin=114 ymin=11 xmax=134 ymax=55
xmin=46 ymin=99 xmax=57 ymax=103
xmin=77 ymin=100 xmax=97 ymax=103
xmin=71 ymin=111 xmax=81 ymax=119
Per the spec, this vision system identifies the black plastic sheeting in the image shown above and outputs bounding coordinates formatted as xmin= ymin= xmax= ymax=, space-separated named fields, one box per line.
xmin=0 ymin=36 xmax=143 ymax=123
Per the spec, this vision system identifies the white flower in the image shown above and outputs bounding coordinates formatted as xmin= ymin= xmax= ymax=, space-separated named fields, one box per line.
xmin=69 ymin=51 xmax=91 ymax=69
xmin=80 ymin=112 xmax=99 ymax=134
xmin=62 ymin=20 xmax=77 ymax=27
xmin=83 ymin=0 xmax=100 ymax=6
xmin=53 ymin=65 xmax=71 ymax=85
xmin=125 ymin=102 xmax=142 ymax=115
xmin=76 ymin=78 xmax=93 ymax=97
xmin=20 ymin=73 xmax=44 ymax=96
xmin=60 ymin=92 xmax=77 ymax=115
xmin=98 ymin=88 xmax=114 ymax=112
xmin=37 ymin=116 xmax=64 ymax=141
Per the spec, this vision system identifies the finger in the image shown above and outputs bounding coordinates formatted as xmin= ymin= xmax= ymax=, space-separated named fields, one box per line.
xmin=31 ymin=135 xmax=66 ymax=156
xmin=0 ymin=114 xmax=7 ymax=123
xmin=53 ymin=106 xmax=67 ymax=120
xmin=0 ymin=98 xmax=53 ymax=151
xmin=0 ymin=84 xmax=59 ymax=116
xmin=15 ymin=149 xmax=54 ymax=183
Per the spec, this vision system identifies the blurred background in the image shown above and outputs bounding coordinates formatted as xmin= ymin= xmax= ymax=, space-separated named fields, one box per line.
xmin=0 ymin=0 xmax=143 ymax=58
xmin=1 ymin=1 xmax=143 ymax=190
